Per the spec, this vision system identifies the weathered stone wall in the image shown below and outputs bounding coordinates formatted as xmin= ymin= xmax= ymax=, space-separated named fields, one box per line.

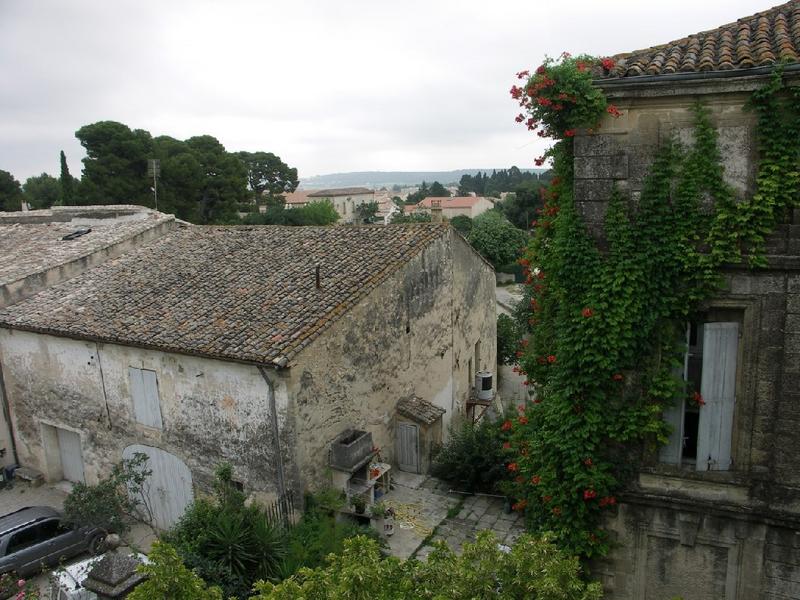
xmin=285 ymin=229 xmax=496 ymax=489
xmin=0 ymin=329 xmax=287 ymax=498
xmin=577 ymin=79 xmax=800 ymax=599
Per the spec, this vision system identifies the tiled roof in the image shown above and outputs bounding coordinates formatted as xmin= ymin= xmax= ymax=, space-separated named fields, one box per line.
xmin=602 ymin=1 xmax=800 ymax=79
xmin=284 ymin=190 xmax=313 ymax=205
xmin=418 ymin=196 xmax=487 ymax=209
xmin=396 ymin=395 xmax=446 ymax=425
xmin=0 ymin=224 xmax=450 ymax=366
xmin=0 ymin=206 xmax=173 ymax=288
xmin=308 ymin=187 xmax=374 ymax=197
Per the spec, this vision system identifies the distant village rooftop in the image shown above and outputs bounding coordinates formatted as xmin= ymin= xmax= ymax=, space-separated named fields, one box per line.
xmin=307 ymin=187 xmax=374 ymax=197
xmin=418 ymin=196 xmax=489 ymax=209
xmin=599 ymin=0 xmax=800 ymax=80
xmin=0 ymin=223 xmax=450 ymax=366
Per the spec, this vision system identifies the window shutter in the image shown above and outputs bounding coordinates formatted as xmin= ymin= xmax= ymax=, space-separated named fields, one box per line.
xmin=130 ymin=367 xmax=163 ymax=429
xmin=660 ymin=399 xmax=684 ymax=464
xmin=696 ymin=322 xmax=738 ymax=471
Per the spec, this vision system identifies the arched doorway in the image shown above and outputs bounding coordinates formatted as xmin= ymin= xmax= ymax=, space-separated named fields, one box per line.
xmin=122 ymin=444 xmax=193 ymax=530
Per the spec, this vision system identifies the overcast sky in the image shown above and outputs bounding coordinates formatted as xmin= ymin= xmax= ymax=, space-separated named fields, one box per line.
xmin=1 ymin=0 xmax=765 ymax=182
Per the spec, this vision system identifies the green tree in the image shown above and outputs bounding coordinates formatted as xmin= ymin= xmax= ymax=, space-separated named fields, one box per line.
xmin=467 ymin=210 xmax=528 ymax=269
xmin=128 ymin=541 xmax=224 ymax=600
xmin=390 ymin=212 xmax=431 ymax=224
xmin=497 ymin=313 xmax=522 ymax=365
xmin=428 ymin=181 xmax=451 ymax=197
xmin=0 ymin=170 xmax=23 ymax=211
xmin=75 ymin=121 xmax=153 ymax=206
xmin=355 ymin=201 xmax=379 ymax=224
xmin=22 ymin=173 xmax=61 ymax=209
xmin=59 ymin=150 xmax=76 ymax=205
xmin=237 ymin=151 xmax=298 ymax=207
xmin=498 ymin=180 xmax=545 ymax=230
xmin=449 ymin=215 xmax=473 ymax=236
xmin=186 ymin=135 xmax=248 ymax=224
xmin=152 ymin=135 xmax=206 ymax=222
xmin=251 ymin=532 xmax=601 ymax=599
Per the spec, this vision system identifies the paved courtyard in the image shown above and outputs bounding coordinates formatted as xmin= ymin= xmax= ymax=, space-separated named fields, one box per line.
xmin=381 ymin=471 xmax=527 ymax=560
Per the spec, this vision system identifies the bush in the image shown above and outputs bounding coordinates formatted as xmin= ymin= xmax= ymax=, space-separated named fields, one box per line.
xmin=497 ymin=313 xmax=523 ymax=365
xmin=251 ymin=532 xmax=602 ymax=600
xmin=467 ymin=210 xmax=529 ymax=269
xmin=273 ymin=497 xmax=380 ymax=581
xmin=63 ymin=452 xmax=151 ymax=534
xmin=431 ymin=419 xmax=507 ymax=493
xmin=163 ymin=464 xmax=286 ymax=599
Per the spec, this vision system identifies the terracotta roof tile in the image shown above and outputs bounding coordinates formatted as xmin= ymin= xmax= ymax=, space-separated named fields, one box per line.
xmin=396 ymin=395 xmax=446 ymax=425
xmin=601 ymin=1 xmax=800 ymax=79
xmin=0 ymin=224 xmax=449 ymax=366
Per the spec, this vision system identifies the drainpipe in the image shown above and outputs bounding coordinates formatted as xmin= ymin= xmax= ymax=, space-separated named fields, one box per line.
xmin=0 ymin=361 xmax=19 ymax=465
xmin=257 ymin=366 xmax=286 ymax=497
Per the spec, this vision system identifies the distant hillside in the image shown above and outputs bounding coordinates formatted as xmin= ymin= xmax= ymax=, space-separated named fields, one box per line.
xmin=299 ymin=169 xmax=546 ymax=190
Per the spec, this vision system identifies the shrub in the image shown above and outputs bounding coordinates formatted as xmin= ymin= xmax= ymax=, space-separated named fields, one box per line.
xmin=63 ymin=452 xmax=151 ymax=534
xmin=251 ymin=532 xmax=602 ymax=599
xmin=497 ymin=313 xmax=523 ymax=365
xmin=431 ymin=419 xmax=507 ymax=493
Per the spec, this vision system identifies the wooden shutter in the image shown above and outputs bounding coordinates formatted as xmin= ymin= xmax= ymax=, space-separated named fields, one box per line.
xmin=130 ymin=367 xmax=163 ymax=429
xmin=696 ymin=323 xmax=738 ymax=471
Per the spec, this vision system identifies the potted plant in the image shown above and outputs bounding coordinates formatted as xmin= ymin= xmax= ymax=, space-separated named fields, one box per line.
xmin=352 ymin=495 xmax=366 ymax=515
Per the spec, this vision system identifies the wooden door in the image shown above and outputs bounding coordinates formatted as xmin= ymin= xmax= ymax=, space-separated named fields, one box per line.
xmin=397 ymin=423 xmax=420 ymax=473
xmin=56 ymin=428 xmax=85 ymax=483
xmin=123 ymin=444 xmax=193 ymax=530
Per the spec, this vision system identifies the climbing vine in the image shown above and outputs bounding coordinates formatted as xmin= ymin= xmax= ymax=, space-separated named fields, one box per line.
xmin=503 ymin=57 xmax=800 ymax=557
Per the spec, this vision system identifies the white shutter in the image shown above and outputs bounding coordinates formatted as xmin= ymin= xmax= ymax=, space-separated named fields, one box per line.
xmin=130 ymin=367 xmax=163 ymax=429
xmin=696 ymin=323 xmax=738 ymax=471
xmin=660 ymin=400 xmax=684 ymax=464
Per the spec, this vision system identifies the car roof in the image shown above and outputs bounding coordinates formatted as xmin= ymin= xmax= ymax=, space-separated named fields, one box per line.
xmin=0 ymin=506 xmax=61 ymax=533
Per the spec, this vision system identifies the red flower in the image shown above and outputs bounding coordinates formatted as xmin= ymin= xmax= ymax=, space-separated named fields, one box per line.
xmin=576 ymin=61 xmax=587 ymax=72
xmin=533 ymin=398 xmax=541 ymax=404
xmin=599 ymin=495 xmax=617 ymax=507
xmin=543 ymin=495 xmax=552 ymax=503
xmin=514 ymin=113 xmax=525 ymax=123
xmin=606 ymin=104 xmax=622 ymax=117
xmin=612 ymin=373 xmax=624 ymax=382
xmin=502 ymin=441 xmax=511 ymax=450
xmin=601 ymin=57 xmax=615 ymax=71
xmin=534 ymin=156 xmax=545 ymax=167
xmin=531 ymin=475 xmax=541 ymax=484
xmin=535 ymin=65 xmax=546 ymax=75
xmin=518 ymin=416 xmax=529 ymax=425
xmin=552 ymin=506 xmax=561 ymax=516
xmin=507 ymin=462 xmax=519 ymax=472
xmin=564 ymin=129 xmax=576 ymax=137
xmin=509 ymin=85 xmax=523 ymax=99
xmin=547 ymin=355 xmax=557 ymax=364
xmin=583 ymin=489 xmax=597 ymax=500
xmin=516 ymin=69 xmax=530 ymax=79
xmin=512 ymin=499 xmax=528 ymax=511
xmin=501 ymin=420 xmax=513 ymax=432
xmin=536 ymin=271 xmax=545 ymax=280
xmin=693 ymin=391 xmax=705 ymax=406
xmin=582 ymin=307 xmax=594 ymax=318
xmin=517 ymin=404 xmax=526 ymax=412
xmin=584 ymin=457 xmax=593 ymax=466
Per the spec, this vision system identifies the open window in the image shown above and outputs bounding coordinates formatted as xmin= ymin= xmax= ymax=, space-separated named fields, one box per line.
xmin=660 ymin=318 xmax=739 ymax=471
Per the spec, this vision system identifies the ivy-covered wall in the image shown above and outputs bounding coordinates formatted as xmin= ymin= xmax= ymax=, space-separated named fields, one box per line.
xmin=580 ymin=78 xmax=800 ymax=600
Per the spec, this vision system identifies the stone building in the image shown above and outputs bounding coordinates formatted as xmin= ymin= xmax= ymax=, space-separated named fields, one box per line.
xmin=0 ymin=206 xmax=176 ymax=470
xmin=0 ymin=222 xmax=495 ymax=529
xmin=286 ymin=187 xmax=376 ymax=224
xmin=575 ymin=3 xmax=800 ymax=598
xmin=414 ymin=196 xmax=496 ymax=220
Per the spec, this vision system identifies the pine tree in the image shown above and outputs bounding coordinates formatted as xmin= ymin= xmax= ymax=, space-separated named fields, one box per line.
xmin=59 ymin=150 xmax=73 ymax=205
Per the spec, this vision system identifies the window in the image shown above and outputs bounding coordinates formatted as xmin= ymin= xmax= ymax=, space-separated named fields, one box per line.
xmin=660 ymin=318 xmax=739 ymax=471
xmin=129 ymin=367 xmax=163 ymax=429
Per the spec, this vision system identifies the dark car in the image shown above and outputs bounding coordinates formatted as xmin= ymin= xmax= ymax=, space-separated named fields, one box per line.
xmin=0 ymin=507 xmax=104 ymax=578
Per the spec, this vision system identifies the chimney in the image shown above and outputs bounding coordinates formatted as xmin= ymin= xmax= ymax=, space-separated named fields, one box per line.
xmin=430 ymin=198 xmax=443 ymax=223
